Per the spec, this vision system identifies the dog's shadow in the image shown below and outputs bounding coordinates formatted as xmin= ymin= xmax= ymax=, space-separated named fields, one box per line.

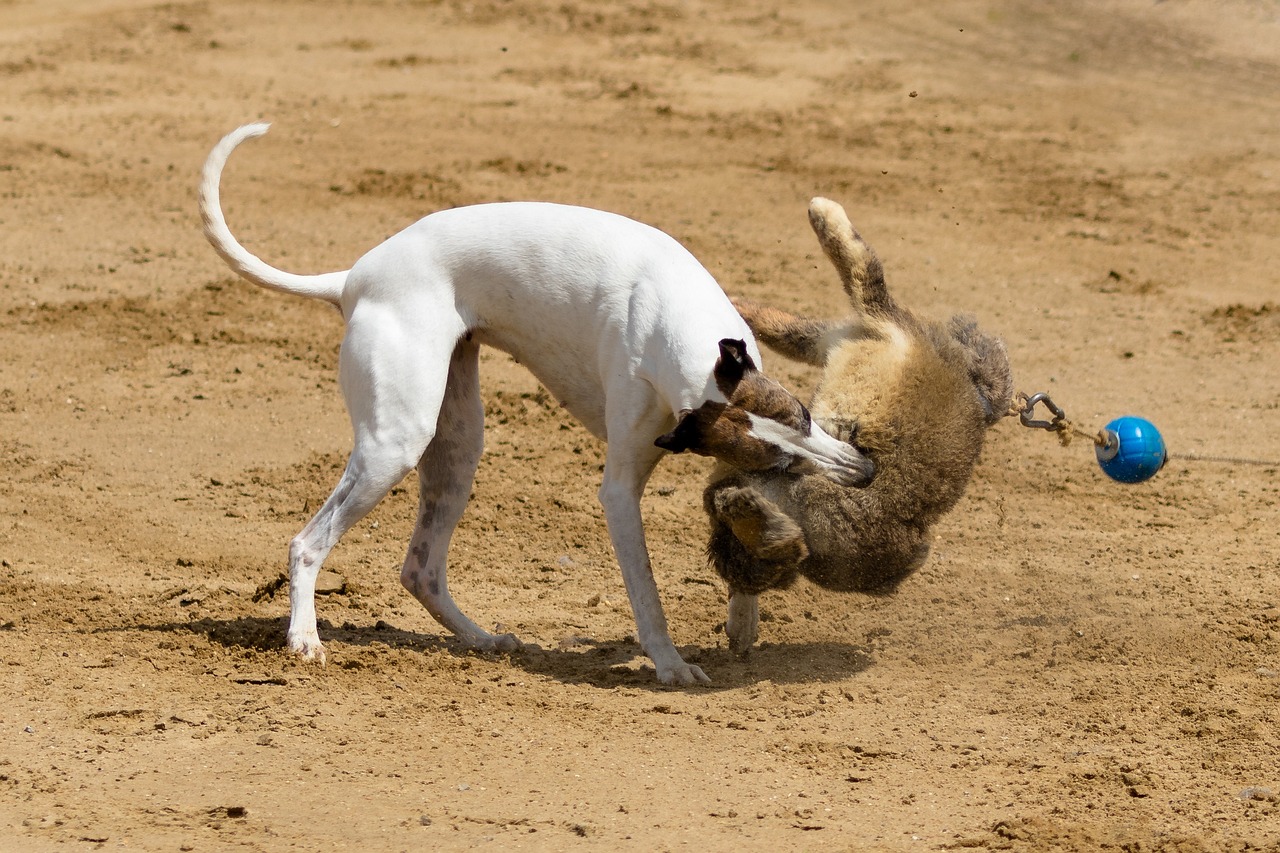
xmin=509 ymin=636 xmax=875 ymax=690
xmin=135 ymin=616 xmax=873 ymax=690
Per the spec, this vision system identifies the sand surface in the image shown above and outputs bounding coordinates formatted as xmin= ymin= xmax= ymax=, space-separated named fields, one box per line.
xmin=1 ymin=1 xmax=1278 ymax=849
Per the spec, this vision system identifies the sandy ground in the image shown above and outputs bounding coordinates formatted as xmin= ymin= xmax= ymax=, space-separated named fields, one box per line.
xmin=1 ymin=0 xmax=1278 ymax=850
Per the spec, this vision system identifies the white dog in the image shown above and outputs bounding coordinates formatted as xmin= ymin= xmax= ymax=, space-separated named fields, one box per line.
xmin=199 ymin=123 xmax=872 ymax=685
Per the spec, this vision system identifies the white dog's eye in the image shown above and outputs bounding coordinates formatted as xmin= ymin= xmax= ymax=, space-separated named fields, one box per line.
xmin=798 ymin=403 xmax=813 ymax=434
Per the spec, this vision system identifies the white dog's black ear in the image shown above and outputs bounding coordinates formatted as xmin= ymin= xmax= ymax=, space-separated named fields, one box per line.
xmin=714 ymin=338 xmax=755 ymax=390
xmin=655 ymin=409 xmax=701 ymax=454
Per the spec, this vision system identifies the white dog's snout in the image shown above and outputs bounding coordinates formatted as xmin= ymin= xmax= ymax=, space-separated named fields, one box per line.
xmin=745 ymin=413 xmax=874 ymax=486
xmin=801 ymin=424 xmax=875 ymax=487
xmin=816 ymin=456 xmax=875 ymax=487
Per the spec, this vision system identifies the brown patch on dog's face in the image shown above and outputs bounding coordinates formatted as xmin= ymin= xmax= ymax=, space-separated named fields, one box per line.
xmin=654 ymin=339 xmax=808 ymax=472
xmin=655 ymin=401 xmax=794 ymax=472
xmin=711 ymin=338 xmax=812 ymax=432
xmin=656 ymin=339 xmax=874 ymax=486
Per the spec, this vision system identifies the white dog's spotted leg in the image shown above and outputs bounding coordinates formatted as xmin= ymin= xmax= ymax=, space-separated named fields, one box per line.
xmin=399 ymin=339 xmax=521 ymax=653
xmin=287 ymin=456 xmax=416 ymax=663
xmin=287 ymin=494 xmax=345 ymax=662
xmin=726 ymin=590 xmax=759 ymax=656
xmin=285 ymin=306 xmax=461 ymax=663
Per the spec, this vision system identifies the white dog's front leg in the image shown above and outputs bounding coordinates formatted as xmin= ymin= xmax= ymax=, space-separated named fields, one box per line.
xmin=598 ymin=455 xmax=710 ymax=687
xmin=726 ymin=590 xmax=759 ymax=656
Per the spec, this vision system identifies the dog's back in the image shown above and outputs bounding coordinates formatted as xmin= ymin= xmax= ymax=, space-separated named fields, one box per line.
xmin=351 ymin=201 xmax=759 ymax=434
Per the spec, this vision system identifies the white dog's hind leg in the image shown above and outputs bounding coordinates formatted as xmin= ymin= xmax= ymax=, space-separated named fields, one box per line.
xmin=399 ymin=339 xmax=519 ymax=652
xmin=287 ymin=443 xmax=433 ymax=661
xmin=287 ymin=464 xmax=390 ymax=662
xmin=600 ymin=402 xmax=711 ymax=686
xmin=286 ymin=304 xmax=460 ymax=662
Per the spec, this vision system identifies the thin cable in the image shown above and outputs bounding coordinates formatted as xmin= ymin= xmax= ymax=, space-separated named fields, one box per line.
xmin=1169 ymin=452 xmax=1280 ymax=467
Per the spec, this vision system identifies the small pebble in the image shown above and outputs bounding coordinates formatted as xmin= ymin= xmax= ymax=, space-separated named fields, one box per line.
xmin=314 ymin=570 xmax=345 ymax=595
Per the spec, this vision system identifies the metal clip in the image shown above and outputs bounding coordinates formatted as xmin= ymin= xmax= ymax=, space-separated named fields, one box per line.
xmin=1018 ymin=392 xmax=1067 ymax=432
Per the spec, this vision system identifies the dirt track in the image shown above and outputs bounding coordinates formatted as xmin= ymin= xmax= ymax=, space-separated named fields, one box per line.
xmin=2 ymin=1 xmax=1279 ymax=850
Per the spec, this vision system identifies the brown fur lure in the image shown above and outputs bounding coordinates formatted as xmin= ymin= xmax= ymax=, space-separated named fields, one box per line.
xmin=664 ymin=198 xmax=1014 ymax=652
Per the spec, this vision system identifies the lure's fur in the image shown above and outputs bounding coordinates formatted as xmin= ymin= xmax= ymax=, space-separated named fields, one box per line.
xmin=665 ymin=198 xmax=1014 ymax=653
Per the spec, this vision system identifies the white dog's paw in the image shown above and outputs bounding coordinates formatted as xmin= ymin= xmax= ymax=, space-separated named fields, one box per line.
xmin=465 ymin=630 xmax=523 ymax=654
xmin=287 ymin=632 xmax=328 ymax=665
xmin=657 ymin=661 xmax=712 ymax=687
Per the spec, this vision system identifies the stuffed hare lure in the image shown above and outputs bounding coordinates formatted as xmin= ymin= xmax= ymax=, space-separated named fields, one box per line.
xmin=663 ymin=198 xmax=1014 ymax=653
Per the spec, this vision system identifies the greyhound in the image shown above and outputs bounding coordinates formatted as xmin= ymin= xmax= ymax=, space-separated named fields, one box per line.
xmin=198 ymin=124 xmax=873 ymax=684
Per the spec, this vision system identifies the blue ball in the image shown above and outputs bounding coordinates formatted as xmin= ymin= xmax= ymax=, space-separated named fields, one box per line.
xmin=1095 ymin=416 xmax=1167 ymax=483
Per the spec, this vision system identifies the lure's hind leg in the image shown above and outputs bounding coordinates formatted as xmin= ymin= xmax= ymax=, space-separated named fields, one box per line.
xmin=710 ymin=485 xmax=808 ymax=564
xmin=726 ymin=590 xmax=759 ymax=657
xmin=399 ymin=338 xmax=519 ymax=651
xmin=705 ymin=481 xmax=807 ymax=655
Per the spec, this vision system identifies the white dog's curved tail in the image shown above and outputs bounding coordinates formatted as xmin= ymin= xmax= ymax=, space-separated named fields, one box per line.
xmin=199 ymin=123 xmax=346 ymax=307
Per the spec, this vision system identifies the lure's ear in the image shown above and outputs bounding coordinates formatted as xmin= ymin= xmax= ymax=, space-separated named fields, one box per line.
xmin=947 ymin=315 xmax=1014 ymax=426
xmin=733 ymin=298 xmax=846 ymax=367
